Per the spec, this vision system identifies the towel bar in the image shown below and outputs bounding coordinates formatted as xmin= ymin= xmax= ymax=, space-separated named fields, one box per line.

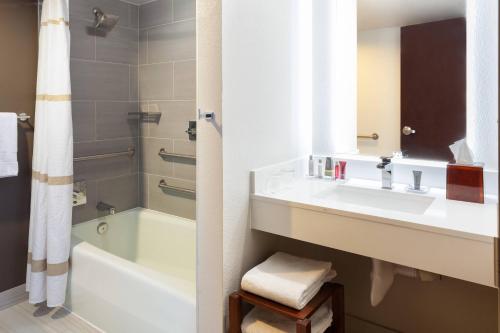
xmin=74 ymin=146 xmax=135 ymax=162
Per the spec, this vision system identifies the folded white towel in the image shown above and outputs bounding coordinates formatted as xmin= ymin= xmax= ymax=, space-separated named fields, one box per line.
xmin=242 ymin=302 xmax=333 ymax=333
xmin=0 ymin=113 xmax=18 ymax=178
xmin=241 ymin=252 xmax=337 ymax=310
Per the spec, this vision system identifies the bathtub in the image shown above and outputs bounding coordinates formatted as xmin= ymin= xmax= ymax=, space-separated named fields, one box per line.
xmin=65 ymin=208 xmax=196 ymax=333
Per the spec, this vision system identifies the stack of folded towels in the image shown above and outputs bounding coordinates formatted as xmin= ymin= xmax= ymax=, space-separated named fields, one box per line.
xmin=240 ymin=252 xmax=337 ymax=333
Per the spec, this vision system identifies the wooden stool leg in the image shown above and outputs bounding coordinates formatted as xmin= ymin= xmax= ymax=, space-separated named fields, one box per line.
xmin=296 ymin=318 xmax=312 ymax=333
xmin=229 ymin=293 xmax=242 ymax=333
xmin=332 ymin=283 xmax=345 ymax=333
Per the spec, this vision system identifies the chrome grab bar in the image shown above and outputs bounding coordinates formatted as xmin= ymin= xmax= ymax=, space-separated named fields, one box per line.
xmin=357 ymin=133 xmax=379 ymax=140
xmin=74 ymin=146 xmax=135 ymax=162
xmin=158 ymin=148 xmax=195 ymax=160
xmin=158 ymin=179 xmax=196 ymax=195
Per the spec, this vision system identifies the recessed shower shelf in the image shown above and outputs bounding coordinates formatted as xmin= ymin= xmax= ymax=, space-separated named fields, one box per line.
xmin=128 ymin=112 xmax=162 ymax=123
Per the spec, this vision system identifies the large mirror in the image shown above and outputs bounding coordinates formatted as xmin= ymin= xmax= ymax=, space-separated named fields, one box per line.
xmin=357 ymin=0 xmax=466 ymax=161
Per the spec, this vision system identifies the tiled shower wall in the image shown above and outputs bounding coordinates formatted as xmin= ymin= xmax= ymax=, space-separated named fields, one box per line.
xmin=71 ymin=0 xmax=140 ymax=223
xmin=71 ymin=0 xmax=196 ymax=223
xmin=139 ymin=0 xmax=196 ymax=220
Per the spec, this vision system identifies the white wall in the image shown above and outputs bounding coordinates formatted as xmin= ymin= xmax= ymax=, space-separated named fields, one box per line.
xmin=196 ymin=0 xmax=224 ymax=331
xmin=466 ymin=0 xmax=499 ymax=170
xmin=357 ymin=27 xmax=401 ymax=156
xmin=221 ymin=0 xmax=312 ymax=327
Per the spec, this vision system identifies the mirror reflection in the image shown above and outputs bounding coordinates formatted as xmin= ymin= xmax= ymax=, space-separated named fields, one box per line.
xmin=357 ymin=0 xmax=466 ymax=161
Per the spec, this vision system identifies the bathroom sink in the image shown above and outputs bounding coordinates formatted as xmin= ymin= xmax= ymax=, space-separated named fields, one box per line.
xmin=315 ymin=184 xmax=434 ymax=215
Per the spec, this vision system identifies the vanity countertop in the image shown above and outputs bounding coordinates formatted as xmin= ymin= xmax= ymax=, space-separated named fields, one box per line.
xmin=252 ymin=177 xmax=498 ymax=242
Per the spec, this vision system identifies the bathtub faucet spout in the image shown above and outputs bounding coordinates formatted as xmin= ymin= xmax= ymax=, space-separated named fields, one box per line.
xmin=97 ymin=201 xmax=116 ymax=215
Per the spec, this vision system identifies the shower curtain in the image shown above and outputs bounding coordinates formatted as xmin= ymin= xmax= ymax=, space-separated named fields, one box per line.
xmin=26 ymin=0 xmax=73 ymax=307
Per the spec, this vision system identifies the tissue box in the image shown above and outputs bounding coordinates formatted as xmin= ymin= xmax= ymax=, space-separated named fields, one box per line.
xmin=446 ymin=164 xmax=484 ymax=204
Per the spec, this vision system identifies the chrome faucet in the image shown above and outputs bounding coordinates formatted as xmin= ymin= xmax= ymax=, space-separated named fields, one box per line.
xmin=96 ymin=201 xmax=116 ymax=215
xmin=376 ymin=157 xmax=393 ymax=189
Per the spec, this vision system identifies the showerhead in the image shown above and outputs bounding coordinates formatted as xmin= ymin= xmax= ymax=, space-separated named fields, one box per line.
xmin=93 ymin=7 xmax=119 ymax=31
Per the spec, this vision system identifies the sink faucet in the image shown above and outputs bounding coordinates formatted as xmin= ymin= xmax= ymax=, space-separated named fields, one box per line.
xmin=96 ymin=201 xmax=116 ymax=215
xmin=376 ymin=157 xmax=393 ymax=189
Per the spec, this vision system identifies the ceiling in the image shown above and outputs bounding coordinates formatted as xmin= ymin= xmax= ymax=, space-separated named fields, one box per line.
xmin=358 ymin=0 xmax=466 ymax=31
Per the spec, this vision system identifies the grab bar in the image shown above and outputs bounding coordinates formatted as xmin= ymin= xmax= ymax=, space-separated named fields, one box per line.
xmin=74 ymin=146 xmax=135 ymax=162
xmin=357 ymin=133 xmax=379 ymax=140
xmin=158 ymin=148 xmax=195 ymax=160
xmin=158 ymin=179 xmax=196 ymax=195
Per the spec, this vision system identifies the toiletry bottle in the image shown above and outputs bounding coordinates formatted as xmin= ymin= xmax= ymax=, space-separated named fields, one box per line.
xmin=325 ymin=157 xmax=333 ymax=178
xmin=334 ymin=161 xmax=340 ymax=180
xmin=339 ymin=161 xmax=347 ymax=180
xmin=317 ymin=159 xmax=323 ymax=179
xmin=308 ymin=155 xmax=314 ymax=177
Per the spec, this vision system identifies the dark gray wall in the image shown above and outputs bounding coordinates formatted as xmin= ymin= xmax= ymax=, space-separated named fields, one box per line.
xmin=70 ymin=0 xmax=140 ymax=223
xmin=0 ymin=0 xmax=38 ymax=292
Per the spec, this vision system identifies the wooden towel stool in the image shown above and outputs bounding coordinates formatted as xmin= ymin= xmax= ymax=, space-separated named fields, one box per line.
xmin=229 ymin=283 xmax=345 ymax=333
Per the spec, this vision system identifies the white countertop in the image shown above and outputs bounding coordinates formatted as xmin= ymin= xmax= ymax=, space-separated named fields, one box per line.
xmin=252 ymin=177 xmax=499 ymax=242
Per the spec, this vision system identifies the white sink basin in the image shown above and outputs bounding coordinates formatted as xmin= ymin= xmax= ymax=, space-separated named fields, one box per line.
xmin=315 ymin=184 xmax=435 ymax=215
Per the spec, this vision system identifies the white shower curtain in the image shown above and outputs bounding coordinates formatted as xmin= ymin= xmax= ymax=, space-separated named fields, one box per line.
xmin=26 ymin=0 xmax=73 ymax=307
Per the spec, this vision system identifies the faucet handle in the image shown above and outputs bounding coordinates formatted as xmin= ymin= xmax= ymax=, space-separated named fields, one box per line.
xmin=380 ymin=156 xmax=392 ymax=163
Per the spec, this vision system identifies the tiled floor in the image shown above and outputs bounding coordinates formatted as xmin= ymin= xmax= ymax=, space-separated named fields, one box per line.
xmin=0 ymin=301 xmax=101 ymax=333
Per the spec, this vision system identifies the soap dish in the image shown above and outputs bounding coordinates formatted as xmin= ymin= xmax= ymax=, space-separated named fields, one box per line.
xmin=406 ymin=185 xmax=429 ymax=194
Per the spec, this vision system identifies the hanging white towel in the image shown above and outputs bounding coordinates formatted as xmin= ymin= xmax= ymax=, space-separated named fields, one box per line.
xmin=241 ymin=252 xmax=337 ymax=310
xmin=242 ymin=302 xmax=333 ymax=333
xmin=0 ymin=113 xmax=18 ymax=178
xmin=26 ymin=0 xmax=73 ymax=308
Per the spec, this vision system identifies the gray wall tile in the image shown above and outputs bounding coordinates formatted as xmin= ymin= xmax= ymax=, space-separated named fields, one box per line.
xmin=129 ymin=4 xmax=139 ymax=28
xmin=71 ymin=60 xmax=131 ymax=100
xmin=173 ymin=139 xmax=195 ymax=155
xmin=140 ymin=137 xmax=173 ymax=176
xmin=130 ymin=66 xmax=139 ymax=100
xmin=173 ymin=0 xmax=195 ymax=21
xmin=173 ymin=60 xmax=196 ymax=99
xmin=97 ymin=174 xmax=139 ymax=213
xmin=147 ymin=20 xmax=195 ymax=63
xmin=96 ymin=101 xmax=139 ymax=139
xmin=139 ymin=0 xmax=173 ymax=29
xmin=148 ymin=101 xmax=196 ymax=139
xmin=96 ymin=26 xmax=139 ymax=65
xmin=139 ymin=173 xmax=148 ymax=206
xmin=147 ymin=174 xmax=195 ymax=219
xmin=173 ymin=158 xmax=196 ymax=181
xmin=139 ymin=63 xmax=174 ymax=100
xmin=72 ymin=180 xmax=98 ymax=224
xmin=139 ymin=29 xmax=148 ymax=65
xmin=73 ymin=101 xmax=96 ymax=142
xmin=71 ymin=19 xmax=96 ymax=61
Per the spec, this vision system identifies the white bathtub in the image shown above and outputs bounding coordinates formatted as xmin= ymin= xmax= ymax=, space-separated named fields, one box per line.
xmin=65 ymin=208 xmax=196 ymax=333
